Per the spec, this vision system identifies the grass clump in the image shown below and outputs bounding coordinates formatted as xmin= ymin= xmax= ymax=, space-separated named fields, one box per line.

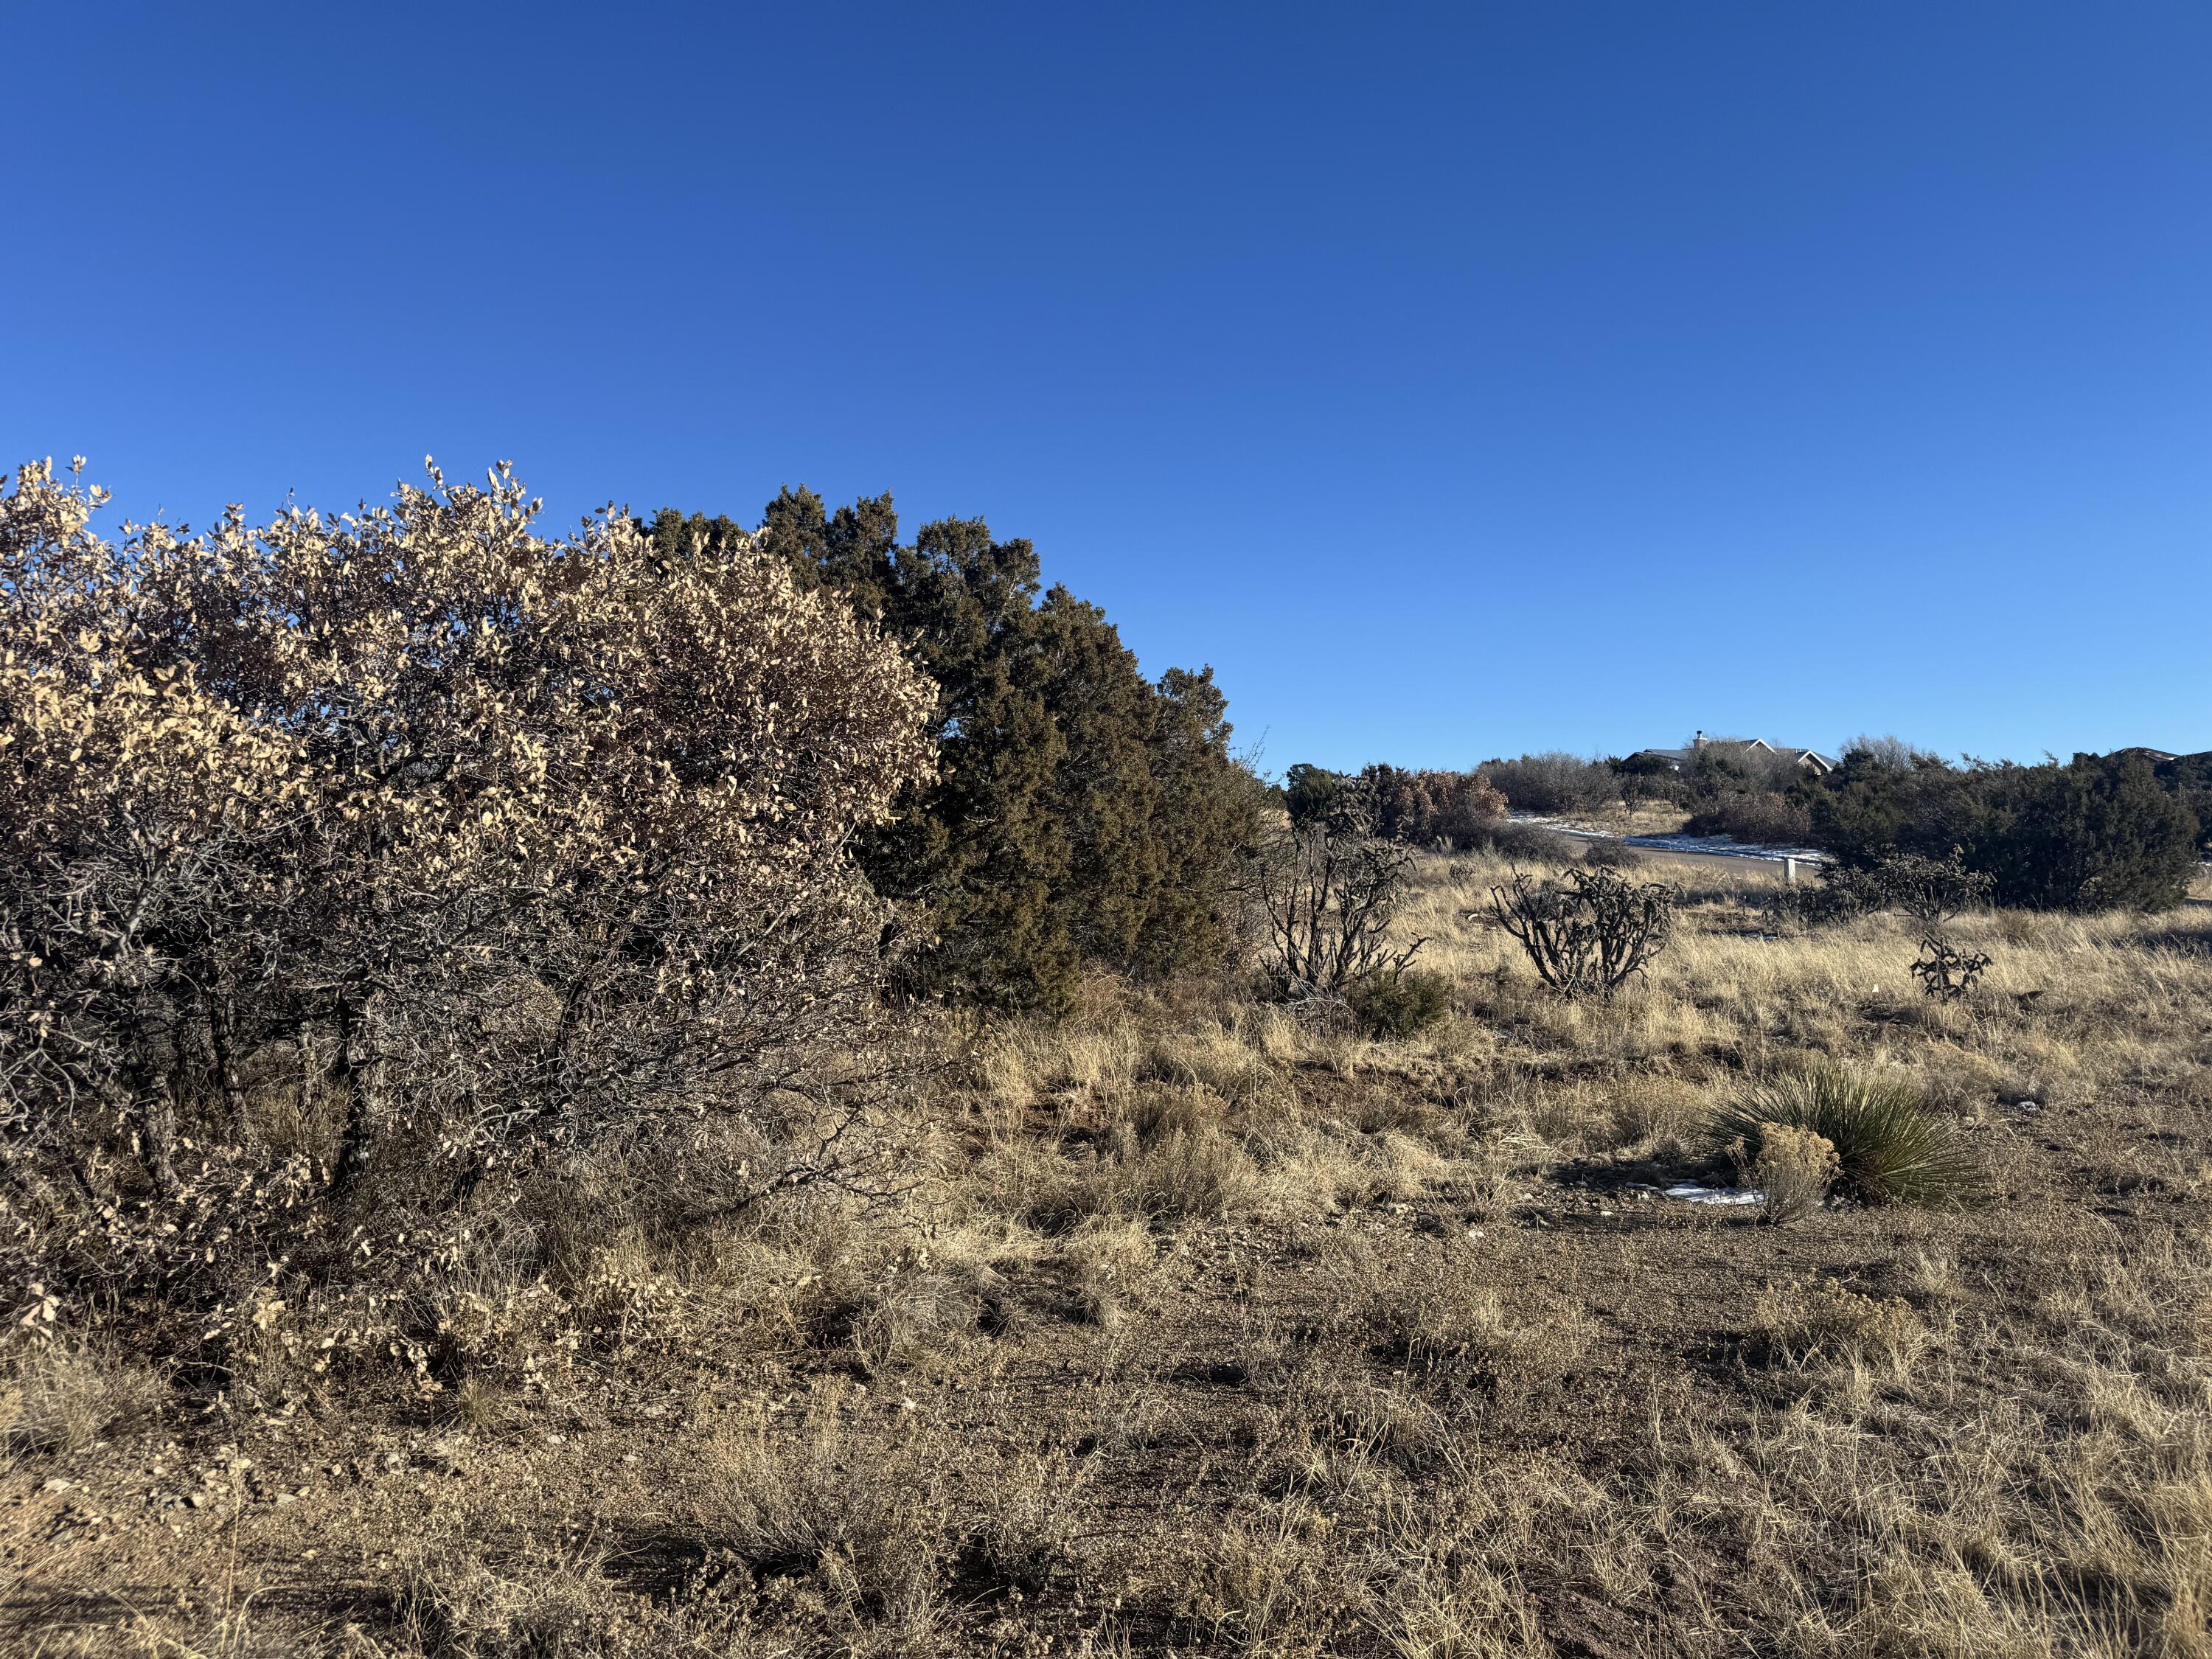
xmin=2 ymin=1342 xmax=164 ymax=1458
xmin=1752 ymin=1278 xmax=1930 ymax=1370
xmin=1714 ymin=1068 xmax=1978 ymax=1207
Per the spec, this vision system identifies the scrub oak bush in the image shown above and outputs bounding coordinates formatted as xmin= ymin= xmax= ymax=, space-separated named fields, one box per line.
xmin=1481 ymin=752 xmax=1616 ymax=817
xmin=1683 ymin=791 xmax=1813 ymax=846
xmin=1286 ymin=764 xmax=1506 ymax=848
xmin=1351 ymin=765 xmax=1506 ymax=849
xmin=0 ymin=459 xmax=934 ymax=1368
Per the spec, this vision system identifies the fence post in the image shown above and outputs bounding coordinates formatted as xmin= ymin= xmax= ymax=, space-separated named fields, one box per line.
xmin=1784 ymin=856 xmax=1798 ymax=886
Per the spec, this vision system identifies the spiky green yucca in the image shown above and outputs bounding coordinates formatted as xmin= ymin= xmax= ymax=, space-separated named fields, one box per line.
xmin=1713 ymin=1068 xmax=1978 ymax=1207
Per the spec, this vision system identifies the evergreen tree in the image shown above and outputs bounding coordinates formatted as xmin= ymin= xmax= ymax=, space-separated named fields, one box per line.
xmin=1810 ymin=748 xmax=2197 ymax=911
xmin=646 ymin=492 xmax=1259 ymax=1012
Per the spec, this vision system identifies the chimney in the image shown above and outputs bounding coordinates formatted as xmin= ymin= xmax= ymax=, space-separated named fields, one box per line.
xmin=1694 ymin=730 xmax=1704 ymax=748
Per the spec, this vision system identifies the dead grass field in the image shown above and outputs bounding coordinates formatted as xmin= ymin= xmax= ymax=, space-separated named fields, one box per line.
xmin=8 ymin=852 xmax=2212 ymax=1657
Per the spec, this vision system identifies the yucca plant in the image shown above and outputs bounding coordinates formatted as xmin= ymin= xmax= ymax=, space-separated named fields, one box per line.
xmin=1712 ymin=1068 xmax=1978 ymax=1207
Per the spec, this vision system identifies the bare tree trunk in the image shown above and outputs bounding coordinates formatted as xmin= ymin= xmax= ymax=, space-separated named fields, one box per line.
xmin=328 ymin=992 xmax=372 ymax=1197
xmin=206 ymin=984 xmax=248 ymax=1130
xmin=124 ymin=1031 xmax=182 ymax=1198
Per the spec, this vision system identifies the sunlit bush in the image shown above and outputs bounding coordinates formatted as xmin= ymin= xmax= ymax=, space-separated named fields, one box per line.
xmin=1 ymin=459 xmax=933 ymax=1371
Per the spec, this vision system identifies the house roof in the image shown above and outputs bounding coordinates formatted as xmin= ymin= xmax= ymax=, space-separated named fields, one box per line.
xmin=1632 ymin=740 xmax=1835 ymax=768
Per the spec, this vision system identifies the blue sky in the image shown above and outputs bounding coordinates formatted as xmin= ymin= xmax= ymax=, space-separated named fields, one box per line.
xmin=7 ymin=2 xmax=2208 ymax=771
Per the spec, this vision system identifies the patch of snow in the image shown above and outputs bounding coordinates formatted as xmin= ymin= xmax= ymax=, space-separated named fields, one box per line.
xmin=1506 ymin=813 xmax=1828 ymax=866
xmin=1619 ymin=831 xmax=1829 ymax=863
xmin=1663 ymin=1183 xmax=1764 ymax=1206
xmin=1627 ymin=1180 xmax=1766 ymax=1207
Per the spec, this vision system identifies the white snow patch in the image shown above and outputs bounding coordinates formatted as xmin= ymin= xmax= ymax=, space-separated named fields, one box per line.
xmin=1627 ymin=1181 xmax=1766 ymax=1207
xmin=1506 ymin=813 xmax=1828 ymax=866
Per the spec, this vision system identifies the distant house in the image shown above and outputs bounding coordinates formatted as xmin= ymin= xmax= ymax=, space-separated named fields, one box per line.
xmin=1630 ymin=731 xmax=1836 ymax=779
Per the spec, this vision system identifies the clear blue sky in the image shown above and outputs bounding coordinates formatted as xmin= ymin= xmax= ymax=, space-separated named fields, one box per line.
xmin=7 ymin=2 xmax=2208 ymax=771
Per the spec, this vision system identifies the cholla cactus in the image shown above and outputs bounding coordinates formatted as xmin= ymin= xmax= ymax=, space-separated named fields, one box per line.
xmin=1 ymin=459 xmax=935 ymax=1357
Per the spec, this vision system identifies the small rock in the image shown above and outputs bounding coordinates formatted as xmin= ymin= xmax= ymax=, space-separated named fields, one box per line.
xmin=42 ymin=1478 xmax=75 ymax=1493
xmin=187 ymin=1492 xmax=210 ymax=1510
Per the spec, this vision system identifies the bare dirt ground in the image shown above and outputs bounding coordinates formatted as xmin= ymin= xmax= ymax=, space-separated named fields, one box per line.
xmin=8 ymin=853 xmax=2212 ymax=1658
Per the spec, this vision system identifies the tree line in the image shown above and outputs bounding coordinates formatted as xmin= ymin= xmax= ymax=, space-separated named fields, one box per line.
xmin=1280 ymin=740 xmax=2204 ymax=913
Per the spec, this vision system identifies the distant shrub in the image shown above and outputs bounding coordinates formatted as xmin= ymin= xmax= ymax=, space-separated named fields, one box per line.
xmin=1994 ymin=754 xmax=2200 ymax=911
xmin=1462 ymin=818 xmax=1580 ymax=863
xmin=1610 ymin=750 xmax=1687 ymax=807
xmin=1683 ymin=791 xmax=1812 ymax=846
xmin=1580 ymin=839 xmax=1641 ymax=870
xmin=1349 ymin=968 xmax=1453 ymax=1040
xmin=1789 ymin=862 xmax=1892 ymax=925
xmin=1713 ymin=1070 xmax=1976 ymax=1207
xmin=1483 ymin=752 xmax=1617 ymax=817
xmin=1490 ymin=867 xmax=1679 ymax=999
xmin=1790 ymin=848 xmax=1990 ymax=939
xmin=1283 ymin=762 xmax=1348 ymax=830
xmin=2154 ymin=751 xmax=2212 ymax=858
xmin=1351 ymin=764 xmax=1506 ymax=848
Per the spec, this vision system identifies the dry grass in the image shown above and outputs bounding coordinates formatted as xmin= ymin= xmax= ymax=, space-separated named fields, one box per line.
xmin=8 ymin=850 xmax=2212 ymax=1655
xmin=1 ymin=1344 xmax=164 ymax=1460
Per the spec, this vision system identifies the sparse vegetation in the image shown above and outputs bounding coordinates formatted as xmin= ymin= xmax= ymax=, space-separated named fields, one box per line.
xmin=7 ymin=460 xmax=2211 ymax=1659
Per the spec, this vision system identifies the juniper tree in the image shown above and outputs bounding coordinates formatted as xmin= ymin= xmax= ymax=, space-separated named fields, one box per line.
xmin=648 ymin=491 xmax=1260 ymax=1015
